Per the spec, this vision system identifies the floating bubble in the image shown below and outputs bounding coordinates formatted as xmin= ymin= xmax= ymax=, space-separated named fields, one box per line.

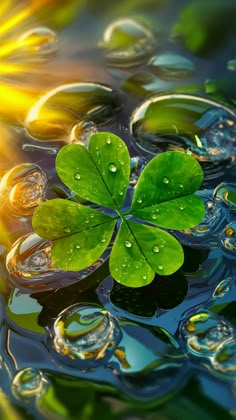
xmin=178 ymin=198 xmax=228 ymax=248
xmin=6 ymin=233 xmax=57 ymax=279
xmin=213 ymin=277 xmax=232 ymax=298
xmin=69 ymin=121 xmax=98 ymax=146
xmin=25 ymin=82 xmax=121 ymax=141
xmin=16 ymin=27 xmax=58 ymax=60
xmin=180 ymin=312 xmax=234 ymax=356
xmin=213 ymin=182 xmax=236 ymax=210
xmin=51 ymin=304 xmax=122 ymax=365
xmin=212 ymin=340 xmax=236 ymax=377
xmin=129 ymin=156 xmax=146 ymax=187
xmin=122 ymin=71 xmax=172 ymax=97
xmin=0 ymin=163 xmax=47 ymax=216
xmin=148 ymin=53 xmax=195 ymax=80
xmin=101 ymin=18 xmax=156 ymax=68
xmin=227 ymin=59 xmax=236 ymax=71
xmin=220 ymin=222 xmax=236 ymax=253
xmin=11 ymin=368 xmax=48 ymax=400
xmin=130 ymin=93 xmax=236 ymax=177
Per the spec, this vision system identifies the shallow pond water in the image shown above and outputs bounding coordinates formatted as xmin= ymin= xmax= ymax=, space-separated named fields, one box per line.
xmin=0 ymin=0 xmax=236 ymax=419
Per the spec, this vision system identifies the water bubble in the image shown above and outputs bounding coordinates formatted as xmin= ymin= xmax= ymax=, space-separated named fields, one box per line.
xmin=220 ymin=222 xmax=236 ymax=252
xmin=25 ymin=82 xmax=121 ymax=141
xmin=108 ymin=162 xmax=117 ymax=173
xmin=180 ymin=312 xmax=233 ymax=356
xmin=162 ymin=176 xmax=170 ymax=184
xmin=74 ymin=172 xmax=81 ymax=180
xmin=148 ymin=53 xmax=195 ymax=80
xmin=152 ymin=245 xmax=160 ymax=253
xmin=11 ymin=368 xmax=48 ymax=400
xmin=213 ymin=182 xmax=236 ymax=210
xmin=122 ymin=71 xmax=172 ymax=97
xmin=181 ymin=199 xmax=226 ymax=245
xmin=0 ymin=163 xmax=47 ymax=216
xmin=69 ymin=121 xmax=98 ymax=146
xmin=124 ymin=240 xmax=132 ymax=248
xmin=101 ymin=18 xmax=156 ymax=68
xmin=130 ymin=94 xmax=236 ymax=178
xmin=227 ymin=59 xmax=236 ymax=71
xmin=213 ymin=277 xmax=232 ymax=298
xmin=212 ymin=340 xmax=236 ymax=377
xmin=51 ymin=304 xmax=122 ymax=364
xmin=129 ymin=156 xmax=147 ymax=187
xmin=16 ymin=27 xmax=58 ymax=60
xmin=6 ymin=233 xmax=57 ymax=279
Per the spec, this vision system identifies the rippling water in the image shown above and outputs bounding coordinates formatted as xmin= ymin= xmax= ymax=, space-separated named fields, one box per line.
xmin=0 ymin=0 xmax=236 ymax=418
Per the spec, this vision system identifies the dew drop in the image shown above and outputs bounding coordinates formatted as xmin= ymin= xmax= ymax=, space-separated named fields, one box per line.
xmin=179 ymin=204 xmax=185 ymax=210
xmin=108 ymin=162 xmax=117 ymax=173
xmin=101 ymin=238 xmax=106 ymax=243
xmin=64 ymin=227 xmax=71 ymax=234
xmin=151 ymin=214 xmax=157 ymax=220
xmin=178 ymin=183 xmax=184 ymax=189
xmin=106 ymin=137 xmax=112 ymax=144
xmin=136 ymin=197 xmax=143 ymax=204
xmin=162 ymin=176 xmax=169 ymax=184
xmin=143 ymin=275 xmax=147 ymax=280
xmin=124 ymin=240 xmax=132 ymax=248
xmin=75 ymin=244 xmax=80 ymax=249
xmin=74 ymin=172 xmax=81 ymax=180
xmin=158 ymin=265 xmax=163 ymax=270
xmin=152 ymin=245 xmax=160 ymax=253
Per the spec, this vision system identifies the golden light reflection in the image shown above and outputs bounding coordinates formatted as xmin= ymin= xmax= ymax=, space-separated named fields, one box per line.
xmin=0 ymin=0 xmax=83 ymax=248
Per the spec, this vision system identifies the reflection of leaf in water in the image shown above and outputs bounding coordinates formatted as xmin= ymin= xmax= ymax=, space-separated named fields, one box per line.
xmin=172 ymin=0 xmax=236 ymax=56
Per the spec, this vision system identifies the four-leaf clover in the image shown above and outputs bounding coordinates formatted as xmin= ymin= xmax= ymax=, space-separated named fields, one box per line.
xmin=32 ymin=132 xmax=205 ymax=287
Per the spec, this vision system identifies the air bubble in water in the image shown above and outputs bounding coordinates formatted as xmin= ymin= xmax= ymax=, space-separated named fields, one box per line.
xmin=0 ymin=163 xmax=47 ymax=216
xmin=6 ymin=233 xmax=57 ymax=279
xmin=51 ymin=304 xmax=121 ymax=365
xmin=69 ymin=121 xmax=98 ymax=146
xmin=17 ymin=27 xmax=58 ymax=59
xmin=130 ymin=94 xmax=236 ymax=178
xmin=220 ymin=222 xmax=236 ymax=252
xmin=213 ymin=277 xmax=232 ymax=298
xmin=212 ymin=340 xmax=236 ymax=377
xmin=25 ymin=82 xmax=121 ymax=141
xmin=101 ymin=18 xmax=156 ymax=68
xmin=213 ymin=182 xmax=236 ymax=210
xmin=180 ymin=312 xmax=233 ymax=356
xmin=11 ymin=368 xmax=48 ymax=400
xmin=148 ymin=53 xmax=195 ymax=80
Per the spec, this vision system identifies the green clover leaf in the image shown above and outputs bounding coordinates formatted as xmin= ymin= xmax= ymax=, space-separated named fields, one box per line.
xmin=32 ymin=132 xmax=205 ymax=287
